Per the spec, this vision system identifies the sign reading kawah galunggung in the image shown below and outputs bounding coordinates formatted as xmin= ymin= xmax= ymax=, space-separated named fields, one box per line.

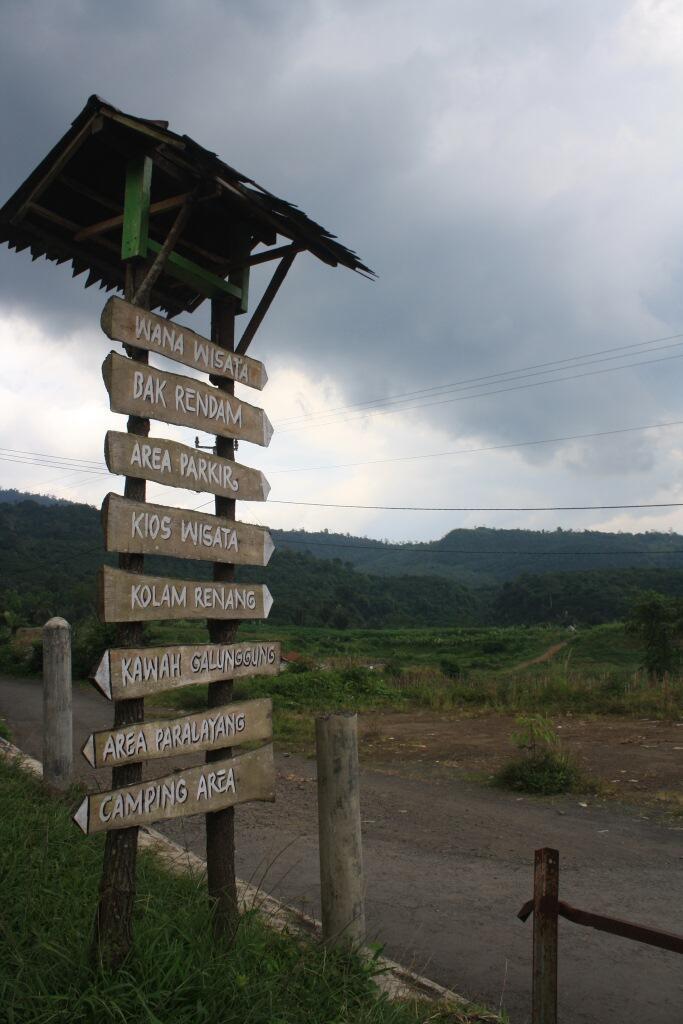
xmin=0 ymin=94 xmax=372 ymax=960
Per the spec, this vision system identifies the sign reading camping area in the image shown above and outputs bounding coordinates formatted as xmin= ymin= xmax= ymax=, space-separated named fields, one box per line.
xmin=102 ymin=493 xmax=274 ymax=565
xmin=101 ymin=297 xmax=268 ymax=389
xmin=92 ymin=640 xmax=281 ymax=700
xmin=81 ymin=698 xmax=272 ymax=768
xmin=99 ymin=565 xmax=273 ymax=622
xmin=103 ymin=352 xmax=274 ymax=446
xmin=73 ymin=744 xmax=275 ymax=834
xmin=104 ymin=431 xmax=270 ymax=501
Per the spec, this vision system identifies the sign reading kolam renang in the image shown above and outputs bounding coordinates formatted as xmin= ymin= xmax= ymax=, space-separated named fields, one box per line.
xmin=81 ymin=698 xmax=272 ymax=768
xmin=103 ymin=352 xmax=274 ymax=446
xmin=101 ymin=297 xmax=268 ymax=390
xmin=99 ymin=565 xmax=273 ymax=623
xmin=92 ymin=640 xmax=281 ymax=701
xmin=104 ymin=431 xmax=270 ymax=502
xmin=73 ymin=743 xmax=275 ymax=834
xmin=102 ymin=493 xmax=274 ymax=565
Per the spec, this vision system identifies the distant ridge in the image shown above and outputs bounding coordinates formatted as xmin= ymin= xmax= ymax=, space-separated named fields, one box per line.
xmin=0 ymin=488 xmax=74 ymax=507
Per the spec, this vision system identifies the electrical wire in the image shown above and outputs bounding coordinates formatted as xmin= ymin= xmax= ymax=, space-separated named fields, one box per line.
xmin=277 ymin=333 xmax=683 ymax=429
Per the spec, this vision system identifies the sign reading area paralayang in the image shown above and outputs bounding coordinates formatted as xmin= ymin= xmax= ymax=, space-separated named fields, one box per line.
xmin=81 ymin=698 xmax=272 ymax=768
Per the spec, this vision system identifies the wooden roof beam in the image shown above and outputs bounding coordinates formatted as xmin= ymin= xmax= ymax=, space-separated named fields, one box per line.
xmin=74 ymin=192 xmax=191 ymax=241
xmin=235 ymin=251 xmax=297 ymax=355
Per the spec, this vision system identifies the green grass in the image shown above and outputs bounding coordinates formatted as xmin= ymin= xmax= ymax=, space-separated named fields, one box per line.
xmin=145 ymin=622 xmax=568 ymax=673
xmin=494 ymin=751 xmax=583 ymax=795
xmin=0 ymin=759 xmax=499 ymax=1024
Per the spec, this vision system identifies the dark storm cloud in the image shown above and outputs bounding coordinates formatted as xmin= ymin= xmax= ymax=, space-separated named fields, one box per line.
xmin=2 ymin=0 xmax=683 ymax=480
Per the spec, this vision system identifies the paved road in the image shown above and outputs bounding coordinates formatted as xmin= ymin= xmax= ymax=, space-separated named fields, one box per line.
xmin=1 ymin=674 xmax=681 ymax=1023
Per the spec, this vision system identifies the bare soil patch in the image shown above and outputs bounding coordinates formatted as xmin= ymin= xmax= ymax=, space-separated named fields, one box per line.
xmin=357 ymin=710 xmax=683 ymax=811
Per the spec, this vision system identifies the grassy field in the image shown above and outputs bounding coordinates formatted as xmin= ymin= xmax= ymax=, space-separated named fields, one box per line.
xmin=0 ymin=758 xmax=498 ymax=1024
xmin=144 ymin=622 xmax=682 ymax=752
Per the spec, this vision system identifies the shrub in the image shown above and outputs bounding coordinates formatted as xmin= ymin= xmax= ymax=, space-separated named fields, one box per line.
xmin=495 ymin=713 xmax=582 ymax=794
xmin=495 ymin=751 xmax=580 ymax=794
xmin=439 ymin=655 xmax=460 ymax=678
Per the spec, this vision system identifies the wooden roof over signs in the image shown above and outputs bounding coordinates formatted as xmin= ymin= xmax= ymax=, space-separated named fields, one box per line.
xmin=0 ymin=95 xmax=374 ymax=318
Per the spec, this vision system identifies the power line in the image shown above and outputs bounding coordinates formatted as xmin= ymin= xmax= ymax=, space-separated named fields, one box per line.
xmin=0 ymin=446 xmax=103 ymax=467
xmin=276 ymin=330 xmax=683 ymax=428
xmin=268 ymin=499 xmax=683 ymax=512
xmin=278 ymin=537 xmax=683 ymax=556
xmin=270 ymin=418 xmax=683 ymax=474
xmin=277 ymin=349 xmax=683 ymax=435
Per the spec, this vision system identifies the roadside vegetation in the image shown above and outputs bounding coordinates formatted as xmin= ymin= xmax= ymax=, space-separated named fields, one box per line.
xmin=494 ymin=714 xmax=583 ymax=795
xmin=0 ymin=758 xmax=499 ymax=1024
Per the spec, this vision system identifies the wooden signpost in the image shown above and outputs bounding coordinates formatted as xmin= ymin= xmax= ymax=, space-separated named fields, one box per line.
xmin=104 ymin=431 xmax=270 ymax=501
xmin=0 ymin=96 xmax=371 ymax=967
xmin=74 ymin=743 xmax=275 ymax=833
xmin=101 ymin=297 xmax=268 ymax=389
xmin=99 ymin=565 xmax=273 ymax=622
xmin=81 ymin=698 xmax=272 ymax=768
xmin=103 ymin=352 xmax=274 ymax=446
xmin=102 ymin=493 xmax=274 ymax=565
xmin=92 ymin=640 xmax=281 ymax=700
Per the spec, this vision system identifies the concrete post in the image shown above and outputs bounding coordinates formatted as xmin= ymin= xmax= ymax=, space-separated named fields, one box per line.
xmin=315 ymin=712 xmax=365 ymax=948
xmin=42 ymin=617 xmax=72 ymax=790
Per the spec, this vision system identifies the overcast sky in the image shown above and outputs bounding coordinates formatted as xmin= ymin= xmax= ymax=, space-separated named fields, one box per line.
xmin=3 ymin=0 xmax=683 ymax=542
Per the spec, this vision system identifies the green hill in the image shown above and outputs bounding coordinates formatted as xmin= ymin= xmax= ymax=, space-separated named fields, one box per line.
xmin=4 ymin=489 xmax=683 ymax=630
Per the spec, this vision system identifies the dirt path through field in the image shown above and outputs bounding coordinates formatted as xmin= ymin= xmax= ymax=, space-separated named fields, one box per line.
xmin=511 ymin=640 xmax=569 ymax=671
xmin=1 ymin=674 xmax=681 ymax=1024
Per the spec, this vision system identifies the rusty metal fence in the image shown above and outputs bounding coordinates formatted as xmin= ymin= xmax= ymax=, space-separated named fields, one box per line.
xmin=518 ymin=847 xmax=683 ymax=1024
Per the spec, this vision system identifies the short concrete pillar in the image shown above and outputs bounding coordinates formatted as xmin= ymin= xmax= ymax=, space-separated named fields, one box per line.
xmin=316 ymin=712 xmax=365 ymax=948
xmin=42 ymin=617 xmax=72 ymax=790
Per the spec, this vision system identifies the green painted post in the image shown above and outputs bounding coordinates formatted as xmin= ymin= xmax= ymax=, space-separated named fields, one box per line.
xmin=121 ymin=156 xmax=152 ymax=260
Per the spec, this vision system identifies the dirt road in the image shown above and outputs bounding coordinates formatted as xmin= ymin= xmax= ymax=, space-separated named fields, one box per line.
xmin=1 ymin=674 xmax=681 ymax=1024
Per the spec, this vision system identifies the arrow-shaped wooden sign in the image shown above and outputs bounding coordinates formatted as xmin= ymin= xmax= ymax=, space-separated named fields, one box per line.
xmin=102 ymin=493 xmax=274 ymax=565
xmin=81 ymin=698 xmax=272 ymax=768
xmin=73 ymin=743 xmax=274 ymax=834
xmin=103 ymin=352 xmax=274 ymax=446
xmin=101 ymin=297 xmax=268 ymax=390
xmin=92 ymin=634 xmax=280 ymax=700
xmin=98 ymin=565 xmax=273 ymax=623
xmin=92 ymin=640 xmax=281 ymax=701
xmin=104 ymin=431 xmax=270 ymax=501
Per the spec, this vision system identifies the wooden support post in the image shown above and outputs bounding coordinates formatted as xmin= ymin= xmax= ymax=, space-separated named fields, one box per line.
xmin=92 ymin=263 xmax=150 ymax=968
xmin=42 ymin=617 xmax=72 ymax=790
xmin=205 ymin=292 xmax=240 ymax=940
xmin=121 ymin=156 xmax=152 ymax=260
xmin=315 ymin=712 xmax=365 ymax=949
xmin=532 ymin=847 xmax=559 ymax=1024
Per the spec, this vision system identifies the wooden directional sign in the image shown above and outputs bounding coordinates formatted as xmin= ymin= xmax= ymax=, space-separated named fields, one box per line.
xmin=103 ymin=352 xmax=274 ymax=446
xmin=92 ymin=640 xmax=281 ymax=701
xmin=99 ymin=565 xmax=273 ymax=623
xmin=101 ymin=297 xmax=268 ymax=390
xmin=102 ymin=493 xmax=274 ymax=566
xmin=81 ymin=698 xmax=272 ymax=768
xmin=73 ymin=743 xmax=274 ymax=834
xmin=104 ymin=431 xmax=270 ymax=502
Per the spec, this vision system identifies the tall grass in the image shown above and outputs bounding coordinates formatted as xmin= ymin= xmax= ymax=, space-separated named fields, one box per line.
xmin=0 ymin=759 xmax=497 ymax=1024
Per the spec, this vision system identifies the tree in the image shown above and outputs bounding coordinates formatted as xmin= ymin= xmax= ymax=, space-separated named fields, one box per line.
xmin=626 ymin=592 xmax=683 ymax=679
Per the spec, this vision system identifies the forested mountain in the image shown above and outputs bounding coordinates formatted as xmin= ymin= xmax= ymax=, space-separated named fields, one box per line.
xmin=273 ymin=525 xmax=683 ymax=584
xmin=3 ymin=490 xmax=683 ymax=629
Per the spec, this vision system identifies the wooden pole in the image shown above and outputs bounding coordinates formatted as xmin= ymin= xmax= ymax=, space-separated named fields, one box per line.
xmin=205 ymin=292 xmax=240 ymax=940
xmin=42 ymin=616 xmax=72 ymax=790
xmin=92 ymin=262 xmax=149 ymax=968
xmin=532 ymin=847 xmax=559 ymax=1024
xmin=315 ymin=712 xmax=365 ymax=948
